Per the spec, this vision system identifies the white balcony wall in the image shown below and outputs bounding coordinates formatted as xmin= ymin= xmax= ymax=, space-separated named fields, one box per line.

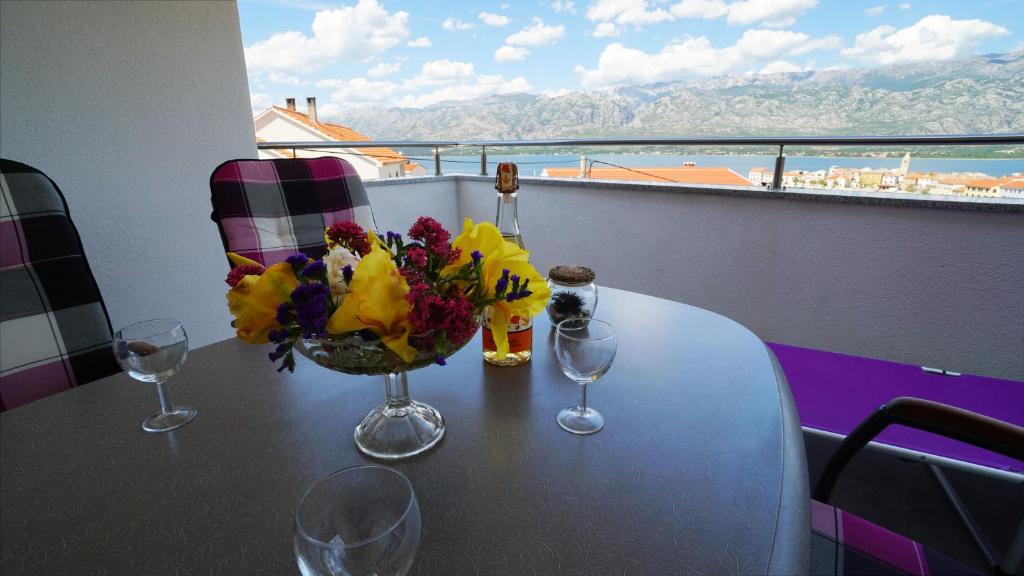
xmin=447 ymin=177 xmax=1023 ymax=381
xmin=1 ymin=1 xmax=255 ymax=347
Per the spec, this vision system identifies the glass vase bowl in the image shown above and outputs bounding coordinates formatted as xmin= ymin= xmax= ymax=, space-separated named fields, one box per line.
xmin=295 ymin=320 xmax=479 ymax=460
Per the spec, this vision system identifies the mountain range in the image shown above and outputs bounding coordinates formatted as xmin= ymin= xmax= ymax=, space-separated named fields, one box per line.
xmin=332 ymin=52 xmax=1024 ymax=154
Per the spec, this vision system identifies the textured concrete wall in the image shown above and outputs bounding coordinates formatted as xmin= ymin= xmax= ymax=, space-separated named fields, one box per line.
xmin=451 ymin=177 xmax=1024 ymax=381
xmin=366 ymin=177 xmax=462 ymax=235
xmin=1 ymin=1 xmax=256 ymax=347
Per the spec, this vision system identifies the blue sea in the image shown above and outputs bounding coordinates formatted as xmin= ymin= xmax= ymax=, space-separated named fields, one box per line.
xmin=422 ymin=153 xmax=1024 ymax=179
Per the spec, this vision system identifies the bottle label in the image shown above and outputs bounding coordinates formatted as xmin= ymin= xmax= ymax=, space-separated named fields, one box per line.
xmin=483 ymin=313 xmax=532 ymax=353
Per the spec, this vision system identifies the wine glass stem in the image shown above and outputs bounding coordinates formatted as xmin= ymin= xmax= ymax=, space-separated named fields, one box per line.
xmin=578 ymin=383 xmax=588 ymax=413
xmin=155 ymin=381 xmax=175 ymax=414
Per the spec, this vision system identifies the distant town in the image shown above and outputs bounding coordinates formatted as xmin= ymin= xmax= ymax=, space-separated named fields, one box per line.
xmin=746 ymin=153 xmax=1024 ymax=199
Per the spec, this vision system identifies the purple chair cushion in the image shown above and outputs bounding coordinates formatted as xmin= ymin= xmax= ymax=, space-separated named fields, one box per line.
xmin=769 ymin=342 xmax=1023 ymax=473
xmin=209 ymin=157 xmax=376 ymax=267
xmin=812 ymin=500 xmax=981 ymax=575
xmin=0 ymin=159 xmax=120 ymax=411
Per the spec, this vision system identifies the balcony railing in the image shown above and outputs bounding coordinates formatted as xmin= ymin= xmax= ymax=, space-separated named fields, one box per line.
xmin=257 ymin=134 xmax=1024 ymax=190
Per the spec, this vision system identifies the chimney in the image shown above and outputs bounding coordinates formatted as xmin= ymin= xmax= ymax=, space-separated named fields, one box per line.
xmin=578 ymin=154 xmax=587 ymax=178
xmin=306 ymin=97 xmax=318 ymax=123
xmin=285 ymin=98 xmax=296 ymax=111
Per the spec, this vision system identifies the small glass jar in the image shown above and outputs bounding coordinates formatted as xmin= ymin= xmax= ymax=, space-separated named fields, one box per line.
xmin=546 ymin=266 xmax=598 ymax=325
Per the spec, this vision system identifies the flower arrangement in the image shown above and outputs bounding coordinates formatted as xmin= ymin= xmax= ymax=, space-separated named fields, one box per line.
xmin=224 ymin=216 xmax=550 ymax=372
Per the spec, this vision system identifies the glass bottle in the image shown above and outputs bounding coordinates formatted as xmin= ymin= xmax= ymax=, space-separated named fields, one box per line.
xmin=483 ymin=162 xmax=532 ymax=366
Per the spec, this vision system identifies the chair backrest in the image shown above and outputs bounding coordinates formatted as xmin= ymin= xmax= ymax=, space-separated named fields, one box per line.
xmin=0 ymin=159 xmax=120 ymax=411
xmin=209 ymin=157 xmax=377 ymax=267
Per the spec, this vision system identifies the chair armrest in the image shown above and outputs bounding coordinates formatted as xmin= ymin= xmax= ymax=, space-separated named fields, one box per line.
xmin=812 ymin=397 xmax=1024 ymax=503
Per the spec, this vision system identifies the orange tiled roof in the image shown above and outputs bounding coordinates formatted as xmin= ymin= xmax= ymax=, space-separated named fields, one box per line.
xmin=269 ymin=106 xmax=405 ymax=164
xmin=404 ymin=162 xmax=422 ymax=174
xmin=544 ymin=166 xmax=750 ymax=186
xmin=965 ymin=178 xmax=1000 ymax=189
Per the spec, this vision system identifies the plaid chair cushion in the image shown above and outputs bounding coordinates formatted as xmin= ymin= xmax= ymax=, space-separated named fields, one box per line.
xmin=811 ymin=500 xmax=980 ymax=575
xmin=0 ymin=159 xmax=120 ymax=411
xmin=209 ymin=157 xmax=376 ymax=267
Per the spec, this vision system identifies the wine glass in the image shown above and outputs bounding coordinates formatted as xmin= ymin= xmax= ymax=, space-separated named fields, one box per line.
xmin=554 ymin=318 xmax=617 ymax=435
xmin=294 ymin=466 xmax=421 ymax=576
xmin=112 ymin=319 xmax=196 ymax=433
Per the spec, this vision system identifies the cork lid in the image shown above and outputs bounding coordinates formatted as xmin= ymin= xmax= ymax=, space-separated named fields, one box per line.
xmin=548 ymin=265 xmax=596 ymax=285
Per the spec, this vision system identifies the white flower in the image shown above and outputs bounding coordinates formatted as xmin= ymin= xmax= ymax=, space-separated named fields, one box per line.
xmin=323 ymin=246 xmax=361 ymax=300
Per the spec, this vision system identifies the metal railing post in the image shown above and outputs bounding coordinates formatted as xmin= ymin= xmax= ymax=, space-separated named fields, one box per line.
xmin=480 ymin=146 xmax=488 ymax=176
xmin=434 ymin=146 xmax=442 ymax=176
xmin=771 ymin=145 xmax=785 ymax=191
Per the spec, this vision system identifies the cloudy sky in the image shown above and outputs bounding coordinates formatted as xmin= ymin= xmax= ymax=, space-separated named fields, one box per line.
xmin=239 ymin=0 xmax=1020 ymax=116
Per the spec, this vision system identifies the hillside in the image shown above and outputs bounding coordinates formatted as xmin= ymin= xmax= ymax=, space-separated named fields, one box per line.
xmin=331 ymin=52 xmax=1024 ymax=156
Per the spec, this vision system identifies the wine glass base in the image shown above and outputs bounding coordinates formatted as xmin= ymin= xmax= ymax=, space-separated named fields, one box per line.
xmin=557 ymin=406 xmax=604 ymax=435
xmin=355 ymin=400 xmax=445 ymax=460
xmin=142 ymin=407 xmax=197 ymax=433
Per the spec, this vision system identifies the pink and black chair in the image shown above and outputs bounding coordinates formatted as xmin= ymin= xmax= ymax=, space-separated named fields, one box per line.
xmin=209 ymin=157 xmax=377 ymax=267
xmin=0 ymin=159 xmax=120 ymax=411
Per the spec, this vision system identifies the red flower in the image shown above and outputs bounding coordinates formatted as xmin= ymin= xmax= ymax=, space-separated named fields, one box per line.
xmin=406 ymin=246 xmax=428 ymax=269
xmin=408 ymin=216 xmax=452 ymax=259
xmin=225 ymin=264 xmax=265 ymax=287
xmin=407 ymin=288 xmax=477 ymax=348
xmin=325 ymin=221 xmax=371 ymax=256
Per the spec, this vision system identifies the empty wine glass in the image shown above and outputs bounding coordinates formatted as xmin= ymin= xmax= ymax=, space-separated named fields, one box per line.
xmin=295 ymin=466 xmax=421 ymax=576
xmin=554 ymin=318 xmax=617 ymax=435
xmin=112 ymin=319 xmax=196 ymax=433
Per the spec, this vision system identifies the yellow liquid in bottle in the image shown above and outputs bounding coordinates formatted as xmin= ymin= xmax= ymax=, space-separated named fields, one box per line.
xmin=482 ymin=310 xmax=532 ymax=366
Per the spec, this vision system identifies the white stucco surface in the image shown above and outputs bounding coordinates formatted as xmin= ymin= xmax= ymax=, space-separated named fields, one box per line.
xmin=1 ymin=1 xmax=256 ymax=348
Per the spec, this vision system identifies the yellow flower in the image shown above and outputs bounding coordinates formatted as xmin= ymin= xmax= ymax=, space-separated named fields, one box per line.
xmin=446 ymin=218 xmax=551 ymax=360
xmin=326 ymin=239 xmax=417 ymax=363
xmin=226 ymin=261 xmax=299 ymax=344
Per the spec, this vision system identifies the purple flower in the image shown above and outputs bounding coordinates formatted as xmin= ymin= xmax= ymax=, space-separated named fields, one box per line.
xmin=268 ymin=342 xmax=290 ymax=362
xmin=301 ymin=260 xmax=326 ymax=278
xmin=471 ymin=250 xmax=483 ymax=264
xmin=495 ymin=268 xmax=510 ymax=296
xmin=435 ymin=354 xmax=447 ymax=366
xmin=342 ymin=264 xmax=354 ymax=284
xmin=290 ymin=283 xmax=331 ymax=339
xmin=285 ymin=253 xmax=308 ymax=268
xmin=268 ymin=328 xmax=290 ymax=343
xmin=276 ymin=302 xmax=293 ymax=324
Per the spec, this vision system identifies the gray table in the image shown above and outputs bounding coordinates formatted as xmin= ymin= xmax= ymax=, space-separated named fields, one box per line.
xmin=1 ymin=287 xmax=808 ymax=575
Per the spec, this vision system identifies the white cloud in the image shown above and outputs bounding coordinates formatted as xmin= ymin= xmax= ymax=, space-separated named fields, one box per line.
xmin=593 ymin=22 xmax=620 ymax=37
xmin=841 ymin=14 xmax=1009 ymax=65
xmin=495 ymin=45 xmax=530 ymax=62
xmin=759 ymin=60 xmax=805 ymax=74
xmin=397 ymin=75 xmax=533 ymax=108
xmin=899 ymin=3 xmax=911 ymax=9
xmin=408 ymin=60 xmax=476 ymax=87
xmin=586 ymin=0 xmax=672 ymax=26
xmin=367 ymin=61 xmax=402 ymax=77
xmin=725 ymin=0 xmax=818 ymax=28
xmin=479 ymin=11 xmax=510 ymax=26
xmin=442 ymin=17 xmax=475 ymax=31
xmin=249 ymin=92 xmax=272 ymax=113
xmin=552 ymin=0 xmax=576 ymax=13
xmin=576 ymin=28 xmax=840 ymax=86
xmin=267 ymin=72 xmax=309 ymax=86
xmin=670 ymin=0 xmax=728 ymax=19
xmin=407 ymin=37 xmax=432 ymax=47
xmin=590 ymin=0 xmax=816 ymax=29
xmin=505 ymin=18 xmax=566 ymax=46
xmin=323 ymin=77 xmax=400 ymax=107
xmin=244 ymin=0 xmax=409 ymax=73
xmin=865 ymin=5 xmax=885 ymax=16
